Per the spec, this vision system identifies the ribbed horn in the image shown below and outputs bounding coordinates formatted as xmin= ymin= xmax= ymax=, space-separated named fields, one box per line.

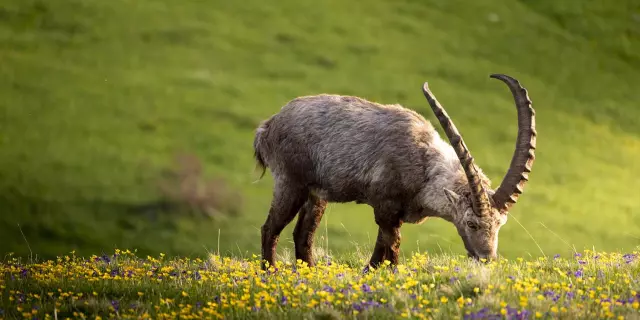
xmin=422 ymin=82 xmax=491 ymax=215
xmin=489 ymin=74 xmax=537 ymax=213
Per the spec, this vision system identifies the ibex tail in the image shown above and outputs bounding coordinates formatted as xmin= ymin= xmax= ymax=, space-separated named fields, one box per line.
xmin=253 ymin=118 xmax=272 ymax=180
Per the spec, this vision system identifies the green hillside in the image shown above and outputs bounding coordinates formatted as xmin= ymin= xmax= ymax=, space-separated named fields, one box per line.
xmin=0 ymin=0 xmax=639 ymax=260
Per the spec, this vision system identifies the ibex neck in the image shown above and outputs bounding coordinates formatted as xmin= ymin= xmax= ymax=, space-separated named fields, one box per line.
xmin=416 ymin=155 xmax=472 ymax=223
xmin=418 ymin=179 xmax=468 ymax=222
xmin=419 ymin=131 xmax=497 ymax=221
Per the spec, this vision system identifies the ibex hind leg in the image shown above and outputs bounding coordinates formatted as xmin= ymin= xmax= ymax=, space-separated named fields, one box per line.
xmin=261 ymin=178 xmax=307 ymax=271
xmin=293 ymin=194 xmax=327 ymax=267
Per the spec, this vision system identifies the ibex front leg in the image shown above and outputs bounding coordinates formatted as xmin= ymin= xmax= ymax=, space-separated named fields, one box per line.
xmin=367 ymin=208 xmax=402 ymax=270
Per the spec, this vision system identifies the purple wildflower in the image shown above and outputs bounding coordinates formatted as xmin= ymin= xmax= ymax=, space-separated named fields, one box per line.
xmin=500 ymin=304 xmax=531 ymax=320
xmin=517 ymin=309 xmax=531 ymax=319
xmin=361 ymin=266 xmax=370 ymax=274
xmin=574 ymin=268 xmax=583 ymax=278
xmin=623 ymin=253 xmax=636 ymax=264
xmin=323 ymin=285 xmax=335 ymax=293
xmin=543 ymin=290 xmax=560 ymax=302
xmin=366 ymin=300 xmax=381 ymax=307
xmin=361 ymin=283 xmax=372 ymax=293
xmin=553 ymin=254 xmax=561 ymax=259
xmin=464 ymin=307 xmax=503 ymax=320
xmin=110 ymin=300 xmax=120 ymax=312
xmin=351 ymin=300 xmax=382 ymax=312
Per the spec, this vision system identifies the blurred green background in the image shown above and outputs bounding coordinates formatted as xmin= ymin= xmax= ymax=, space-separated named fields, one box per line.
xmin=1 ymin=0 xmax=639 ymax=260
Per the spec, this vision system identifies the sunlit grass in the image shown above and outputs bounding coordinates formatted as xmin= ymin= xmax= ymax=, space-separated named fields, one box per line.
xmin=1 ymin=248 xmax=639 ymax=319
xmin=0 ymin=0 xmax=639 ymax=260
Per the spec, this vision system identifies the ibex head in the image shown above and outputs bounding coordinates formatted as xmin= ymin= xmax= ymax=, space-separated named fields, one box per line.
xmin=423 ymin=74 xmax=536 ymax=260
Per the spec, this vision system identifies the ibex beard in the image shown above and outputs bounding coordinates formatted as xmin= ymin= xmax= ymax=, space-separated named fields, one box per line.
xmin=253 ymin=74 xmax=536 ymax=271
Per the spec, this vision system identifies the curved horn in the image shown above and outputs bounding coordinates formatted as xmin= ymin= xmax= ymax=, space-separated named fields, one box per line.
xmin=422 ymin=82 xmax=491 ymax=215
xmin=489 ymin=74 xmax=537 ymax=213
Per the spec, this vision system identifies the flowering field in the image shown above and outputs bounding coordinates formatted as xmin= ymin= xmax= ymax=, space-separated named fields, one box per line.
xmin=1 ymin=249 xmax=639 ymax=319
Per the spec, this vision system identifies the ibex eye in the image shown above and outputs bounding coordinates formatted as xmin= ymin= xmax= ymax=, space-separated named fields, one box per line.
xmin=466 ymin=221 xmax=479 ymax=230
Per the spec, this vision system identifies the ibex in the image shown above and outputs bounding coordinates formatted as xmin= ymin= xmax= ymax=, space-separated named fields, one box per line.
xmin=253 ymin=74 xmax=536 ymax=270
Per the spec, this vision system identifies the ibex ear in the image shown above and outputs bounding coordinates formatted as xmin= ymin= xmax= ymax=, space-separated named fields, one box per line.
xmin=443 ymin=188 xmax=460 ymax=204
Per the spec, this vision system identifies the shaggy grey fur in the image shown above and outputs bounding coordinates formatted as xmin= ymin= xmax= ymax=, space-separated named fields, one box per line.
xmin=254 ymin=74 xmax=536 ymax=270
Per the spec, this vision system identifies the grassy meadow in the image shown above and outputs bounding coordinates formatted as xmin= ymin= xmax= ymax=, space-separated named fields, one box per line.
xmin=1 ymin=0 xmax=639 ymax=265
xmin=1 ymin=249 xmax=639 ymax=319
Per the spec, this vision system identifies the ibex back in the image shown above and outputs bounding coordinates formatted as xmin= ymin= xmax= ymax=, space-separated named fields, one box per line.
xmin=253 ymin=74 xmax=536 ymax=270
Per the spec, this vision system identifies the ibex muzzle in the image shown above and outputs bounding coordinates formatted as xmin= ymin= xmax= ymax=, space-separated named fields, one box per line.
xmin=254 ymin=74 xmax=536 ymax=270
